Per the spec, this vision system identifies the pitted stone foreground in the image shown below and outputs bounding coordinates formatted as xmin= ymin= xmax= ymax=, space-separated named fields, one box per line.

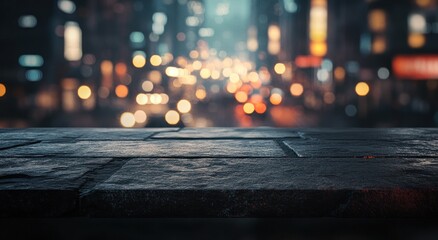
xmin=0 ymin=128 xmax=437 ymax=217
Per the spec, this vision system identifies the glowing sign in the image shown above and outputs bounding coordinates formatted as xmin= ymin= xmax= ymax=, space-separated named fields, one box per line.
xmin=392 ymin=55 xmax=438 ymax=80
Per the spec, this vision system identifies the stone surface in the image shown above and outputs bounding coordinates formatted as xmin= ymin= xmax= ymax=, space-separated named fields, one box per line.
xmin=0 ymin=157 xmax=112 ymax=189
xmin=0 ymin=128 xmax=179 ymax=142
xmin=2 ymin=140 xmax=285 ymax=158
xmin=284 ymin=139 xmax=438 ymax=157
xmin=0 ymin=140 xmax=37 ymax=150
xmin=0 ymin=128 xmax=437 ymax=217
xmin=152 ymin=127 xmax=300 ymax=139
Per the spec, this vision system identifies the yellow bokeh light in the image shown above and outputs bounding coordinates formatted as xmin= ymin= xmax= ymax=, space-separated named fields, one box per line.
xmin=77 ymin=85 xmax=92 ymax=100
xmin=132 ymin=55 xmax=146 ymax=68
xmin=408 ymin=33 xmax=426 ymax=48
xmin=274 ymin=63 xmax=286 ymax=75
xmin=136 ymin=93 xmax=148 ymax=105
xmin=165 ymin=67 xmax=180 ymax=77
xmin=200 ymin=68 xmax=211 ymax=79
xmin=290 ymin=83 xmax=304 ymax=97
xmin=310 ymin=42 xmax=327 ymax=57
xmin=150 ymin=93 xmax=162 ymax=104
xmin=120 ymin=112 xmax=136 ymax=128
xmin=192 ymin=60 xmax=202 ymax=70
xmin=226 ymin=83 xmax=238 ymax=93
xmin=196 ymin=88 xmax=207 ymax=100
xmin=355 ymin=82 xmax=370 ymax=96
xmin=0 ymin=83 xmax=6 ymax=97
xmin=134 ymin=110 xmax=147 ymax=124
xmin=150 ymin=55 xmax=162 ymax=66
xmin=177 ymin=99 xmax=192 ymax=114
xmin=270 ymin=93 xmax=283 ymax=105
xmin=115 ymin=84 xmax=129 ymax=98
xmin=235 ymin=91 xmax=248 ymax=103
xmin=165 ymin=110 xmax=180 ymax=125
xmin=243 ymin=103 xmax=255 ymax=114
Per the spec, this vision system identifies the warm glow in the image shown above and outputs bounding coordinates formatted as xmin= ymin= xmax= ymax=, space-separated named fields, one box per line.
xmin=132 ymin=55 xmax=146 ymax=68
xmin=235 ymin=91 xmax=248 ymax=103
xmin=165 ymin=110 xmax=180 ymax=125
xmin=101 ymin=60 xmax=113 ymax=76
xmin=270 ymin=93 xmax=283 ymax=105
xmin=268 ymin=25 xmax=281 ymax=41
xmin=274 ymin=63 xmax=286 ymax=75
xmin=290 ymin=83 xmax=304 ymax=97
xmin=150 ymin=55 xmax=162 ymax=66
xmin=115 ymin=84 xmax=129 ymax=98
xmin=165 ymin=67 xmax=180 ymax=77
xmin=134 ymin=110 xmax=147 ymax=124
xmin=115 ymin=62 xmax=127 ymax=77
xmin=355 ymin=82 xmax=370 ymax=96
xmin=416 ymin=0 xmax=432 ymax=7
xmin=136 ymin=93 xmax=148 ymax=105
xmin=196 ymin=88 xmax=207 ymax=100
xmin=368 ymin=9 xmax=386 ymax=32
xmin=310 ymin=42 xmax=327 ymax=57
xmin=200 ymin=68 xmax=211 ymax=79
xmin=255 ymin=103 xmax=267 ymax=114
xmin=243 ymin=103 xmax=255 ymax=114
xmin=177 ymin=99 xmax=192 ymax=113
xmin=120 ymin=112 xmax=136 ymax=128
xmin=372 ymin=36 xmax=386 ymax=54
xmin=149 ymin=70 xmax=162 ymax=83
xmin=192 ymin=60 xmax=202 ymax=70
xmin=77 ymin=85 xmax=92 ymax=100
xmin=334 ymin=67 xmax=346 ymax=81
xmin=0 ymin=83 xmax=6 ymax=97
xmin=142 ymin=81 xmax=154 ymax=92
xmin=408 ymin=33 xmax=426 ymax=48
xmin=309 ymin=0 xmax=327 ymax=57
xmin=150 ymin=93 xmax=162 ymax=104
xmin=226 ymin=83 xmax=238 ymax=93
xmin=64 ymin=21 xmax=82 ymax=61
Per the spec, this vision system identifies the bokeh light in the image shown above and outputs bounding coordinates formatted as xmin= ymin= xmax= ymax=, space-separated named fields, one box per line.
xmin=290 ymin=83 xmax=304 ymax=97
xmin=77 ymin=85 xmax=91 ymax=100
xmin=355 ymin=82 xmax=370 ymax=96
xmin=177 ymin=99 xmax=192 ymax=114
xmin=165 ymin=110 xmax=180 ymax=125
xmin=115 ymin=85 xmax=129 ymax=98
xmin=120 ymin=112 xmax=136 ymax=128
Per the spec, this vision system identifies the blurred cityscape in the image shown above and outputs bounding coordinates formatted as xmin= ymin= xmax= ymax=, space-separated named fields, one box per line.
xmin=0 ymin=0 xmax=437 ymax=128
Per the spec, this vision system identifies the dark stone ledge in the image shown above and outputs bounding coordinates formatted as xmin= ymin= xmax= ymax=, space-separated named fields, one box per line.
xmin=0 ymin=128 xmax=437 ymax=218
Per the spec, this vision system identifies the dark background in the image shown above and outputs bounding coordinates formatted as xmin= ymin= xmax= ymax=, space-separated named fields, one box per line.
xmin=0 ymin=0 xmax=437 ymax=128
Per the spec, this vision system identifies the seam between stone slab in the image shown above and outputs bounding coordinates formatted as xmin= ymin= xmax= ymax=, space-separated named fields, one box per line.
xmin=274 ymin=139 xmax=299 ymax=157
xmin=144 ymin=127 xmax=183 ymax=140
xmin=78 ymin=157 xmax=133 ymax=197
xmin=0 ymin=140 xmax=41 ymax=151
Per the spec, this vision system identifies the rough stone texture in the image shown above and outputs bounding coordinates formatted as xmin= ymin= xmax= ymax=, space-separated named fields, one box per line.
xmin=0 ymin=128 xmax=437 ymax=217
xmin=0 ymin=128 xmax=179 ymax=142
xmin=2 ymin=140 xmax=285 ymax=158
xmin=284 ymin=139 xmax=438 ymax=157
xmin=0 ymin=140 xmax=37 ymax=150
xmin=152 ymin=127 xmax=300 ymax=139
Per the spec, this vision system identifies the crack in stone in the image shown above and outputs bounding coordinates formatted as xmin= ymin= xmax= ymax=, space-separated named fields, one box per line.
xmin=0 ymin=140 xmax=41 ymax=151
xmin=274 ymin=139 xmax=299 ymax=158
xmin=78 ymin=157 xmax=132 ymax=197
